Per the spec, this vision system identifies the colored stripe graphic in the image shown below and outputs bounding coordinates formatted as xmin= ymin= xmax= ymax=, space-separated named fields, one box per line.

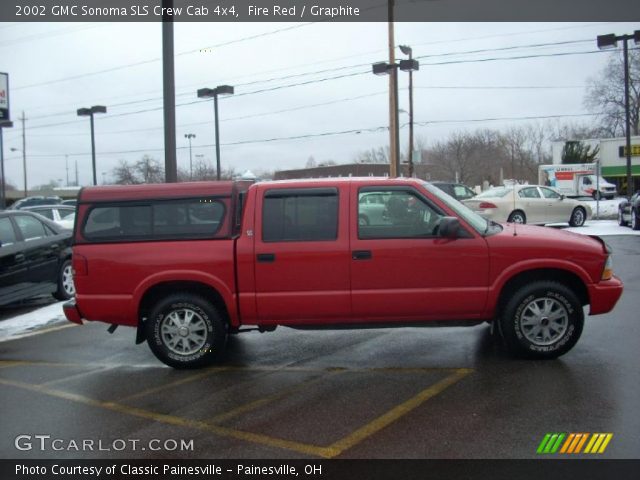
xmin=537 ymin=433 xmax=565 ymax=454
xmin=539 ymin=433 xmax=613 ymax=454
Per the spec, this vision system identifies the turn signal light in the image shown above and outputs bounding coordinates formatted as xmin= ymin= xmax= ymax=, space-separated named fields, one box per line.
xmin=479 ymin=202 xmax=497 ymax=209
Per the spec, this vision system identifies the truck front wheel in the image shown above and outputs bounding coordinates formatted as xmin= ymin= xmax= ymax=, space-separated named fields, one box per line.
xmin=145 ymin=293 xmax=227 ymax=369
xmin=499 ymin=281 xmax=583 ymax=359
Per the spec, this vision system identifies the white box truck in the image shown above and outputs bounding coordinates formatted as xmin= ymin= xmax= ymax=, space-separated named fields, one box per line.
xmin=538 ymin=163 xmax=617 ymax=199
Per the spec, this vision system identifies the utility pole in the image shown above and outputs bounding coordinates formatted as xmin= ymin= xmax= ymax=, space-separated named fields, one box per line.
xmin=75 ymin=158 xmax=78 ymax=186
xmin=162 ymin=0 xmax=177 ymax=182
xmin=65 ymin=154 xmax=69 ymax=186
xmin=387 ymin=0 xmax=399 ymax=178
xmin=20 ymin=111 xmax=26 ymax=197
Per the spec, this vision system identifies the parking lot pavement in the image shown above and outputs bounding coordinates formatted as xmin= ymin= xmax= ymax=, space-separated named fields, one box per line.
xmin=0 ymin=235 xmax=638 ymax=460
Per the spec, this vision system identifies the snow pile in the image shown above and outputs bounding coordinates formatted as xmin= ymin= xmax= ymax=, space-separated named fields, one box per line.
xmin=0 ymin=301 xmax=67 ymax=342
xmin=582 ymin=198 xmax=625 ymax=220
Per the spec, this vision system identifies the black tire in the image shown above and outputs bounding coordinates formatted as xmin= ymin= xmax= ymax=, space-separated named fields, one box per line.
xmin=618 ymin=208 xmax=628 ymax=227
xmin=358 ymin=214 xmax=369 ymax=226
xmin=569 ymin=207 xmax=586 ymax=227
xmin=52 ymin=259 xmax=75 ymax=301
xmin=145 ymin=293 xmax=227 ymax=369
xmin=632 ymin=208 xmax=640 ymax=231
xmin=499 ymin=281 xmax=583 ymax=359
xmin=507 ymin=210 xmax=526 ymax=224
xmin=592 ymin=191 xmax=601 ymax=200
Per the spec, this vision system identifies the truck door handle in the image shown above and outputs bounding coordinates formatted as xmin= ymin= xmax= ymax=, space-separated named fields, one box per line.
xmin=352 ymin=250 xmax=372 ymax=260
xmin=257 ymin=253 xmax=276 ymax=263
xmin=15 ymin=253 xmax=25 ymax=263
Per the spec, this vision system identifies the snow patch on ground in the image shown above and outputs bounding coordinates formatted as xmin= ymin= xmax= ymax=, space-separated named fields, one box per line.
xmin=0 ymin=301 xmax=67 ymax=342
xmin=564 ymin=220 xmax=640 ymax=236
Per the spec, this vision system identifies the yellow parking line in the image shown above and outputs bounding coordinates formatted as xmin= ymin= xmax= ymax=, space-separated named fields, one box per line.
xmin=0 ymin=377 xmax=330 ymax=458
xmin=324 ymin=368 xmax=473 ymax=458
xmin=207 ymin=371 xmax=342 ymax=424
xmin=119 ymin=366 xmax=233 ymax=402
xmin=0 ymin=367 xmax=473 ymax=458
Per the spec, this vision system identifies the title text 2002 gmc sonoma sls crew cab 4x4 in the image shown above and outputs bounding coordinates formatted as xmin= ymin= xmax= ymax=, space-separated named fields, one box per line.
xmin=63 ymin=178 xmax=623 ymax=369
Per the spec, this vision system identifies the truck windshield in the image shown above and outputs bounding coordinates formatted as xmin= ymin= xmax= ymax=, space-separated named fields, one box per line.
xmin=422 ymin=182 xmax=490 ymax=234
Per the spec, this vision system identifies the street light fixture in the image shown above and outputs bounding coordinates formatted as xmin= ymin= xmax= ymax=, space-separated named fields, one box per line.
xmin=399 ymin=45 xmax=419 ymax=177
xmin=197 ymin=85 xmax=234 ymax=181
xmin=0 ymin=120 xmax=13 ymax=209
xmin=184 ymin=133 xmax=196 ymax=180
xmin=372 ymin=54 xmax=419 ymax=178
xmin=596 ymin=30 xmax=640 ymax=198
xmin=77 ymin=105 xmax=107 ymax=186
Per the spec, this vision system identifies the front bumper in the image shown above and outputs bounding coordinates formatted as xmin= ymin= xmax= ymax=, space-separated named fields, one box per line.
xmin=588 ymin=275 xmax=624 ymax=315
xmin=63 ymin=300 xmax=84 ymax=325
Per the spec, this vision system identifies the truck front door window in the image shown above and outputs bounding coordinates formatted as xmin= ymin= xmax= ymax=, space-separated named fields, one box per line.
xmin=358 ymin=190 xmax=443 ymax=239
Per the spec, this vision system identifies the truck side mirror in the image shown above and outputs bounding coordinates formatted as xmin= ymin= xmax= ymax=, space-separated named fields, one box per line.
xmin=438 ymin=217 xmax=463 ymax=239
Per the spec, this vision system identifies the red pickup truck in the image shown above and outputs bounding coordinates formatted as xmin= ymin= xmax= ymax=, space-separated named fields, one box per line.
xmin=63 ymin=178 xmax=623 ymax=369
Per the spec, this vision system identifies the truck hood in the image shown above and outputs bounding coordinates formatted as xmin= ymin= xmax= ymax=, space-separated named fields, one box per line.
xmin=487 ymin=222 xmax=605 ymax=254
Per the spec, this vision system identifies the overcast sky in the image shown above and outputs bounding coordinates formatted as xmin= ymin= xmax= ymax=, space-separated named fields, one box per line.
xmin=1 ymin=20 xmax=639 ymax=187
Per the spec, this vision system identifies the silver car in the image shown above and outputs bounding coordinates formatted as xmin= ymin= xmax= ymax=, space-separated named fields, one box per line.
xmin=462 ymin=185 xmax=591 ymax=227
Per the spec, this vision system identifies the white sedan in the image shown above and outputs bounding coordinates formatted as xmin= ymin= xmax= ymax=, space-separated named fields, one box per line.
xmin=462 ymin=185 xmax=591 ymax=227
xmin=22 ymin=205 xmax=76 ymax=230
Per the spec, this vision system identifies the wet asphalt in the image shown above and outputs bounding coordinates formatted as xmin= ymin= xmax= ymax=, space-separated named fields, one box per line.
xmin=0 ymin=236 xmax=638 ymax=460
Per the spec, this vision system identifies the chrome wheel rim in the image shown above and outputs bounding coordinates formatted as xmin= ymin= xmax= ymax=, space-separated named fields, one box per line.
xmin=519 ymin=297 xmax=569 ymax=346
xmin=62 ymin=264 xmax=75 ymax=296
xmin=160 ymin=309 xmax=208 ymax=355
xmin=511 ymin=213 xmax=524 ymax=224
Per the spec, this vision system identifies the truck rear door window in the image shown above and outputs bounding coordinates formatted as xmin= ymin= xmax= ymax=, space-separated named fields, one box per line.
xmin=262 ymin=188 xmax=338 ymax=242
xmin=83 ymin=200 xmax=225 ymax=241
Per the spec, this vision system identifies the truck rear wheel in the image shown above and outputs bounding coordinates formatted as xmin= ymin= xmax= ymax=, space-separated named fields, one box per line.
xmin=499 ymin=281 xmax=583 ymax=359
xmin=145 ymin=293 xmax=227 ymax=369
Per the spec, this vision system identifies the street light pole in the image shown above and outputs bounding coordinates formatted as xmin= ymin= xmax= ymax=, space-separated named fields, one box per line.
xmin=372 ymin=56 xmax=419 ymax=179
xmin=184 ymin=133 xmax=196 ymax=180
xmin=197 ymin=85 xmax=234 ymax=181
xmin=214 ymin=94 xmax=222 ymax=181
xmin=597 ymin=30 xmax=640 ymax=198
xmin=77 ymin=105 xmax=107 ymax=186
xmin=623 ymin=37 xmax=632 ymax=198
xmin=400 ymin=45 xmax=415 ymax=177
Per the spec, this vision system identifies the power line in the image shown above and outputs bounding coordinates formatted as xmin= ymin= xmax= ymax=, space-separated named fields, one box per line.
xmin=22 ymin=43 xmax=626 ymax=130
xmin=24 ymin=37 xmax=596 ymax=121
xmin=7 ymin=111 xmax=599 ymax=160
xmin=12 ymin=23 xmax=315 ymax=91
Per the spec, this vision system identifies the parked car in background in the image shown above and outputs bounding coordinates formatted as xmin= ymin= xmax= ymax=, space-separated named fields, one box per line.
xmin=618 ymin=191 xmax=640 ymax=230
xmin=22 ymin=205 xmax=76 ymax=230
xmin=430 ymin=181 xmax=477 ymax=201
xmin=7 ymin=196 xmax=62 ymax=210
xmin=463 ymin=184 xmax=591 ymax=227
xmin=0 ymin=211 xmax=74 ymax=306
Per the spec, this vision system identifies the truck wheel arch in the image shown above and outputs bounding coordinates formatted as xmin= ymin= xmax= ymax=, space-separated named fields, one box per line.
xmin=492 ymin=268 xmax=590 ymax=319
xmin=135 ymin=280 xmax=234 ymax=344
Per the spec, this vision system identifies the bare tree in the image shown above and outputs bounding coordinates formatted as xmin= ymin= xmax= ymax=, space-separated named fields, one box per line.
xmin=135 ymin=155 xmax=164 ymax=184
xmin=112 ymin=160 xmax=140 ymax=185
xmin=584 ymin=49 xmax=640 ymax=137
xmin=353 ymin=147 xmax=390 ymax=164
xmin=305 ymin=156 xmax=317 ymax=168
